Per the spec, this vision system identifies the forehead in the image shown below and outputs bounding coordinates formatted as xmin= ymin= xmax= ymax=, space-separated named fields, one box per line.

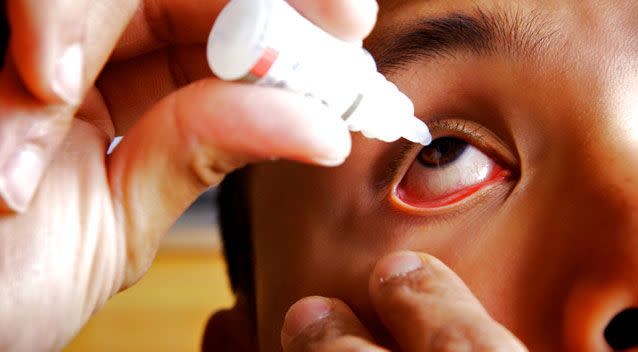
xmin=367 ymin=0 xmax=638 ymax=168
xmin=378 ymin=0 xmax=637 ymax=16
xmin=376 ymin=0 xmax=638 ymax=46
xmin=369 ymin=0 xmax=638 ymax=123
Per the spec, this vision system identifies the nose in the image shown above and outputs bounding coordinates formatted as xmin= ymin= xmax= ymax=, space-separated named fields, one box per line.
xmin=605 ymin=308 xmax=638 ymax=350
xmin=561 ymin=276 xmax=638 ymax=352
xmin=532 ymin=148 xmax=638 ymax=351
xmin=558 ymin=202 xmax=638 ymax=351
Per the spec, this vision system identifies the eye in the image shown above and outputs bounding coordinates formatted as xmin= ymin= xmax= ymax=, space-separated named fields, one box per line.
xmin=394 ymin=135 xmax=511 ymax=209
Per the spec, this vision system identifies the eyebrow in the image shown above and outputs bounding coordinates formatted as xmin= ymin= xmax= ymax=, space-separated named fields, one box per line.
xmin=370 ymin=8 xmax=558 ymax=73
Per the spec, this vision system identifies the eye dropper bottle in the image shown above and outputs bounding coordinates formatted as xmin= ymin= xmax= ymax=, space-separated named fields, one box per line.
xmin=207 ymin=0 xmax=432 ymax=145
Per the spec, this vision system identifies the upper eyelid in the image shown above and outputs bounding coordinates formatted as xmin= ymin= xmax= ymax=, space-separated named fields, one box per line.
xmin=429 ymin=120 xmax=481 ymax=135
xmin=428 ymin=119 xmax=519 ymax=169
xmin=378 ymin=118 xmax=519 ymax=192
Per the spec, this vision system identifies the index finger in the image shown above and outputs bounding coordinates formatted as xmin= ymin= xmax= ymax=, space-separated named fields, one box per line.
xmin=281 ymin=297 xmax=387 ymax=352
xmin=0 ymin=0 xmax=139 ymax=212
xmin=112 ymin=0 xmax=379 ymax=61
xmin=369 ymin=252 xmax=528 ymax=352
xmin=8 ymin=0 xmax=89 ymax=104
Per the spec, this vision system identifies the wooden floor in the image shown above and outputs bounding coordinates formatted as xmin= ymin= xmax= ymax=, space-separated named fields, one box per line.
xmin=64 ymin=249 xmax=234 ymax=352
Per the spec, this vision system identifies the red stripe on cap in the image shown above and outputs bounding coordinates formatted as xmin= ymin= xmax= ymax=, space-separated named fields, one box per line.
xmin=250 ymin=47 xmax=278 ymax=78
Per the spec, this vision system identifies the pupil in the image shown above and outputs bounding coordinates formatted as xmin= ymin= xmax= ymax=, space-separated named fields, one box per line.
xmin=418 ymin=137 xmax=469 ymax=168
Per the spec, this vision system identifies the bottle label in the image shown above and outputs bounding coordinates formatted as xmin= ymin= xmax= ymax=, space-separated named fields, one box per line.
xmin=235 ymin=0 xmax=376 ymax=124
xmin=242 ymin=44 xmax=364 ymax=122
xmin=341 ymin=94 xmax=364 ymax=121
xmin=243 ymin=47 xmax=279 ymax=83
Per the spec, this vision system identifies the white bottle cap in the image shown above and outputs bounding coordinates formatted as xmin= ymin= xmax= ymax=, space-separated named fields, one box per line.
xmin=207 ymin=0 xmax=432 ymax=146
xmin=208 ymin=0 xmax=270 ymax=81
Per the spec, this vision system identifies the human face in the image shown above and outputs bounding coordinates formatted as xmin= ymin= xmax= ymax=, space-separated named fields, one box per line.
xmin=249 ymin=0 xmax=638 ymax=350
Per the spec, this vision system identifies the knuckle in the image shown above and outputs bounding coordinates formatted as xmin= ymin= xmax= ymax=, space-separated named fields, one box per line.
xmin=287 ymin=317 xmax=377 ymax=352
xmin=286 ymin=318 xmax=338 ymax=352
xmin=189 ymin=147 xmax=239 ymax=187
xmin=428 ymin=315 xmax=523 ymax=352
xmin=141 ymin=0 xmax=177 ymax=43
xmin=428 ymin=325 xmax=475 ymax=352
xmin=171 ymin=88 xmax=245 ymax=188
xmin=318 ymin=336 xmax=378 ymax=352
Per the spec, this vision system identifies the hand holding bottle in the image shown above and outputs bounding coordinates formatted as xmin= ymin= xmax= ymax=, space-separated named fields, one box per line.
xmin=0 ymin=0 xmax=378 ymax=349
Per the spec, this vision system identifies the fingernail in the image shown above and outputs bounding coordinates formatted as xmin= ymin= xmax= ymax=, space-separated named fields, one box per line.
xmin=0 ymin=146 xmax=46 ymax=212
xmin=350 ymin=0 xmax=379 ymax=24
xmin=312 ymin=157 xmax=347 ymax=167
xmin=52 ymin=43 xmax=84 ymax=105
xmin=311 ymin=129 xmax=350 ymax=166
xmin=281 ymin=297 xmax=333 ymax=347
xmin=365 ymin=0 xmax=380 ymax=18
xmin=376 ymin=252 xmax=423 ymax=283
xmin=309 ymin=108 xmax=351 ymax=167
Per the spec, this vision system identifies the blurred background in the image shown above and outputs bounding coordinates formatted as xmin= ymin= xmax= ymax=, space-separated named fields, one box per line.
xmin=64 ymin=190 xmax=234 ymax=352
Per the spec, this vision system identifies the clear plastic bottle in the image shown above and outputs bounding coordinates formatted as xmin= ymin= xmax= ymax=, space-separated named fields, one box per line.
xmin=207 ymin=0 xmax=432 ymax=145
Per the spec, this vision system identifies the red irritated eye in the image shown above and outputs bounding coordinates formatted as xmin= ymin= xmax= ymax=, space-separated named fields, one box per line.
xmin=395 ymin=137 xmax=510 ymax=208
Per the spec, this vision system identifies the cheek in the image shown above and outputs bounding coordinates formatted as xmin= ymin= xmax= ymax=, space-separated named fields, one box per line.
xmin=250 ymin=138 xmax=520 ymax=347
xmin=249 ymin=157 xmax=385 ymax=299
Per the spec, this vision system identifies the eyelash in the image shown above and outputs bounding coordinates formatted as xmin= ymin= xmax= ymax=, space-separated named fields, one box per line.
xmin=427 ymin=120 xmax=517 ymax=168
xmin=387 ymin=118 xmax=519 ymax=213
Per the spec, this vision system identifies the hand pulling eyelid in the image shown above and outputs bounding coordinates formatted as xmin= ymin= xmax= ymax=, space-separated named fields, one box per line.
xmin=206 ymin=0 xmax=432 ymax=146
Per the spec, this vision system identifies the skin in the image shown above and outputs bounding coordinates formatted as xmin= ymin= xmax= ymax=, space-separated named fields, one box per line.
xmin=0 ymin=0 xmax=379 ymax=213
xmin=210 ymin=0 xmax=638 ymax=351
xmin=0 ymin=0 xmax=376 ymax=350
xmin=2 ymin=0 xmax=634 ymax=350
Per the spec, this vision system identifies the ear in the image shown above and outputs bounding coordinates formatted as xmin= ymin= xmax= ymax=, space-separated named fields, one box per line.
xmin=201 ymin=295 xmax=258 ymax=352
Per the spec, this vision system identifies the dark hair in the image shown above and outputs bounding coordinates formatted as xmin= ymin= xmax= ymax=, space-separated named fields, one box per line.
xmin=0 ymin=0 xmax=10 ymax=68
xmin=217 ymin=167 xmax=256 ymax=316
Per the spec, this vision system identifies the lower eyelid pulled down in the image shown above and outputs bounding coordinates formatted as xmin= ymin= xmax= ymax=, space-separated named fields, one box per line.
xmin=396 ymin=159 xmax=511 ymax=209
xmin=387 ymin=118 xmax=518 ymax=212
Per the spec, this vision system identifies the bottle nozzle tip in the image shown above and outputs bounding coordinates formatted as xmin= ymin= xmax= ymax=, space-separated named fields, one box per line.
xmin=401 ymin=116 xmax=432 ymax=145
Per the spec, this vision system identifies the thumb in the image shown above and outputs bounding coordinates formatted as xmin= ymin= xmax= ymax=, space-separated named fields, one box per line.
xmin=368 ymin=252 xmax=527 ymax=351
xmin=107 ymin=79 xmax=351 ymax=287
